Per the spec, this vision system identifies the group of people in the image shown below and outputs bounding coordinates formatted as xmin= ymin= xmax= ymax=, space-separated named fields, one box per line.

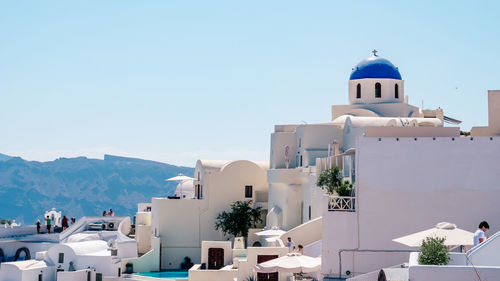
xmin=36 ymin=215 xmax=75 ymax=234
xmin=286 ymin=237 xmax=304 ymax=255
xmin=102 ymin=209 xmax=115 ymax=217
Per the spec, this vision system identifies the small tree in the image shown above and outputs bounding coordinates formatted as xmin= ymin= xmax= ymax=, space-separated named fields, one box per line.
xmin=215 ymin=200 xmax=262 ymax=238
xmin=317 ymin=166 xmax=343 ymax=195
xmin=317 ymin=166 xmax=352 ymax=196
xmin=418 ymin=237 xmax=450 ymax=265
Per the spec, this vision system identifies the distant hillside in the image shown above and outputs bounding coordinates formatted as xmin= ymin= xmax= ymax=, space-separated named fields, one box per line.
xmin=0 ymin=153 xmax=12 ymax=162
xmin=0 ymin=154 xmax=193 ymax=224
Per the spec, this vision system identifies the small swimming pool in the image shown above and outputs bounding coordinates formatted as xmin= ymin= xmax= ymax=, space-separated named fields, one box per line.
xmin=136 ymin=271 xmax=188 ymax=279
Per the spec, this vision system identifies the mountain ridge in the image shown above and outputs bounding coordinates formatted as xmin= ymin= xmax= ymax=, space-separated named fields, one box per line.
xmin=0 ymin=153 xmax=194 ymax=224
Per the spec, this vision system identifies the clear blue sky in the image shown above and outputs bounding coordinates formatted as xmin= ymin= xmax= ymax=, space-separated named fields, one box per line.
xmin=1 ymin=1 xmax=499 ymax=166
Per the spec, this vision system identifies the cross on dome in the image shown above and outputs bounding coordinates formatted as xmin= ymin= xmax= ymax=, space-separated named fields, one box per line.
xmin=372 ymin=49 xmax=378 ymax=56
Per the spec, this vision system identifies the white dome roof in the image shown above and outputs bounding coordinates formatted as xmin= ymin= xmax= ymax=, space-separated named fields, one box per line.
xmin=174 ymin=179 xmax=195 ymax=199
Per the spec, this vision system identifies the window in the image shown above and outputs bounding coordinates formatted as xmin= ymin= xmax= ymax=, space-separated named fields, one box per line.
xmin=87 ymin=271 xmax=91 ymax=281
xmin=356 ymin=83 xmax=361 ymax=98
xmin=118 ymin=268 xmax=121 ymax=277
xmin=375 ymin=83 xmax=381 ymax=98
xmin=300 ymin=155 xmax=303 ymax=167
xmin=343 ymin=155 xmax=351 ymax=177
xmin=395 ymin=84 xmax=399 ymax=99
xmin=58 ymin=253 xmax=64 ymax=263
xmin=96 ymin=273 xmax=103 ymax=281
xmin=298 ymin=138 xmax=302 ymax=147
xmin=308 ymin=206 xmax=311 ymax=220
xmin=38 ymin=274 xmax=43 ymax=281
xmin=245 ymin=186 xmax=253 ymax=198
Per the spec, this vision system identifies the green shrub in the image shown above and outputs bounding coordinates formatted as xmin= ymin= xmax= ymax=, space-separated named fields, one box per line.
xmin=337 ymin=181 xmax=353 ymax=197
xmin=418 ymin=237 xmax=450 ymax=265
xmin=317 ymin=166 xmax=352 ymax=196
xmin=317 ymin=166 xmax=343 ymax=195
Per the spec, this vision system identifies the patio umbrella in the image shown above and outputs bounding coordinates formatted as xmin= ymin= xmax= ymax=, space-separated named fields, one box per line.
xmin=166 ymin=174 xmax=194 ymax=198
xmin=165 ymin=174 xmax=194 ymax=182
xmin=255 ymin=227 xmax=286 ymax=237
xmin=254 ymin=253 xmax=321 ymax=273
xmin=392 ymin=222 xmax=474 ymax=247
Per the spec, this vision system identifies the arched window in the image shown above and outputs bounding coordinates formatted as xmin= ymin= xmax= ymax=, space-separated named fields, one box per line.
xmin=375 ymin=83 xmax=381 ymax=98
xmin=356 ymin=84 xmax=361 ymax=99
xmin=395 ymin=84 xmax=399 ymax=99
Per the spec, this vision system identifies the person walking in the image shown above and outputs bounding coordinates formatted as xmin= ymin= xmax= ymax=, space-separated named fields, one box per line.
xmin=103 ymin=211 xmax=108 ymax=216
xmin=62 ymin=216 xmax=69 ymax=231
xmin=473 ymin=221 xmax=490 ymax=246
xmin=46 ymin=216 xmax=52 ymax=234
xmin=286 ymin=237 xmax=296 ymax=253
xmin=36 ymin=219 xmax=41 ymax=234
xmin=109 ymin=209 xmax=114 ymax=217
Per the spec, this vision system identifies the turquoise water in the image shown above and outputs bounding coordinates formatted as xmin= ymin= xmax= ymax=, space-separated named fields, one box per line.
xmin=136 ymin=271 xmax=188 ymax=279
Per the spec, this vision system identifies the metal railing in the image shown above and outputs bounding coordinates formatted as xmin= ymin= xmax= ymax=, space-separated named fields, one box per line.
xmin=328 ymin=196 xmax=355 ymax=212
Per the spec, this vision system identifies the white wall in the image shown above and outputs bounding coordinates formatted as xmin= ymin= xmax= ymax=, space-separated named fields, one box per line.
xmin=331 ymin=100 xmax=421 ymax=120
xmin=0 ymin=262 xmax=55 ymax=281
xmin=0 ymin=241 xmax=55 ymax=260
xmin=270 ymin=131 xmax=297 ymax=169
xmin=409 ymin=265 xmax=500 ymax=281
xmin=121 ymin=236 xmax=160 ymax=273
xmin=188 ymin=264 xmax=238 ymax=281
xmin=322 ymin=136 xmax=500 ymax=278
xmin=57 ymin=269 xmax=96 ymax=281
xmin=348 ymin=78 xmax=404 ymax=105
xmin=267 ymin=182 xmax=302 ymax=230
xmin=0 ymin=264 xmax=22 ymax=281
xmin=136 ymin=225 xmax=151 ymax=254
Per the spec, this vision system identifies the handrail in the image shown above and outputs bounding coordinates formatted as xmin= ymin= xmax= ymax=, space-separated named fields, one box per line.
xmin=328 ymin=196 xmax=356 ymax=212
xmin=59 ymin=216 xmax=128 ymax=242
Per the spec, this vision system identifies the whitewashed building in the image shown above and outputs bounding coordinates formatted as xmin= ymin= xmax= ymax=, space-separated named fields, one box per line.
xmin=265 ymin=52 xmax=500 ymax=279
xmin=0 ymin=216 xmax=137 ymax=281
xmin=134 ymin=159 xmax=269 ymax=271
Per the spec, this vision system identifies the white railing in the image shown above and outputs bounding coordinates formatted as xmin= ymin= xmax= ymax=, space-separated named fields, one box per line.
xmin=328 ymin=196 xmax=355 ymax=212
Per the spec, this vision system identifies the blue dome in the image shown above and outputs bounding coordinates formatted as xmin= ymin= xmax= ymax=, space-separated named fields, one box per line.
xmin=349 ymin=55 xmax=402 ymax=80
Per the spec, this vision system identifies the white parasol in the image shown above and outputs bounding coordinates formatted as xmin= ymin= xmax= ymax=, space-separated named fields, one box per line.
xmin=392 ymin=222 xmax=474 ymax=247
xmin=255 ymin=227 xmax=286 ymax=237
xmin=166 ymin=174 xmax=194 ymax=198
xmin=254 ymin=253 xmax=321 ymax=274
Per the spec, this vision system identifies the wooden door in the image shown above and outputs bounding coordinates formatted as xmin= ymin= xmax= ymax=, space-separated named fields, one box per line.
xmin=257 ymin=255 xmax=278 ymax=281
xmin=208 ymin=248 xmax=224 ymax=269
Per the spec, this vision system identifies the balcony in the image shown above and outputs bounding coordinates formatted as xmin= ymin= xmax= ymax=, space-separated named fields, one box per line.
xmin=328 ymin=196 xmax=356 ymax=212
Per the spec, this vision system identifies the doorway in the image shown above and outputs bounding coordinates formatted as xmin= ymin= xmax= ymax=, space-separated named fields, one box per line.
xmin=208 ymin=248 xmax=224 ymax=269
xmin=257 ymin=255 xmax=278 ymax=281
